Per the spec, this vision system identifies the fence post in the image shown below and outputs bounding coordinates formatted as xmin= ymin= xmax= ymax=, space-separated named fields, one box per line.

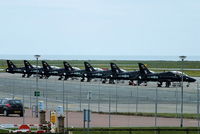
xmin=186 ymin=129 xmax=189 ymax=134
xmin=79 ymin=81 xmax=82 ymax=111
xmin=129 ymin=129 xmax=132 ymax=134
xmin=115 ymin=83 xmax=118 ymax=113
xmin=197 ymin=82 xmax=200 ymax=128
xmin=155 ymin=87 xmax=158 ymax=127
xmin=157 ymin=129 xmax=160 ymax=134
xmin=136 ymin=86 xmax=139 ymax=114
xmin=98 ymin=81 xmax=101 ymax=112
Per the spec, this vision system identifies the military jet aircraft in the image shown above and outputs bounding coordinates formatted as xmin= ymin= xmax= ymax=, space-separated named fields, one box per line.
xmin=84 ymin=62 xmax=113 ymax=83
xmin=6 ymin=60 xmax=26 ymax=77
xmin=110 ymin=62 xmax=141 ymax=85
xmin=63 ymin=61 xmax=85 ymax=81
xmin=42 ymin=61 xmax=66 ymax=80
xmin=23 ymin=60 xmax=44 ymax=78
xmin=138 ymin=63 xmax=196 ymax=87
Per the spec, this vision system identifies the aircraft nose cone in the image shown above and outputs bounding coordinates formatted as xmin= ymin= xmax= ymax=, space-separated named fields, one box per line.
xmin=187 ymin=77 xmax=196 ymax=82
xmin=190 ymin=78 xmax=196 ymax=82
xmin=184 ymin=76 xmax=196 ymax=82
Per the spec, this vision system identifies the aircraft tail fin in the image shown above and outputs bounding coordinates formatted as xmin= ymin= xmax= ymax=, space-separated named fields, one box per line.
xmin=63 ymin=61 xmax=74 ymax=71
xmin=110 ymin=62 xmax=122 ymax=73
xmin=84 ymin=62 xmax=95 ymax=72
xmin=24 ymin=60 xmax=33 ymax=69
xmin=42 ymin=61 xmax=52 ymax=71
xmin=138 ymin=63 xmax=152 ymax=75
xmin=7 ymin=60 xmax=17 ymax=69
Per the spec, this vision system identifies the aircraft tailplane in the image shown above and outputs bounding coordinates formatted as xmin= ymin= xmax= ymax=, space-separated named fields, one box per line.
xmin=138 ymin=63 xmax=152 ymax=75
xmin=63 ymin=61 xmax=74 ymax=71
xmin=24 ymin=60 xmax=33 ymax=69
xmin=110 ymin=63 xmax=122 ymax=73
xmin=7 ymin=60 xmax=17 ymax=69
xmin=84 ymin=62 xmax=95 ymax=72
xmin=42 ymin=61 xmax=52 ymax=71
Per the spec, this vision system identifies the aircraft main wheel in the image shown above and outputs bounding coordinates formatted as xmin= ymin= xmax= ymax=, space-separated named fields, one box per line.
xmin=129 ymin=81 xmax=133 ymax=85
xmin=165 ymin=82 xmax=171 ymax=87
xmin=109 ymin=80 xmax=113 ymax=84
xmin=157 ymin=83 xmax=162 ymax=87
xmin=58 ymin=77 xmax=62 ymax=80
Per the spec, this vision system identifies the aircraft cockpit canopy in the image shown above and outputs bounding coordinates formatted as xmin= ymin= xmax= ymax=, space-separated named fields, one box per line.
xmin=94 ymin=68 xmax=103 ymax=71
xmin=51 ymin=66 xmax=61 ymax=69
xmin=32 ymin=65 xmax=42 ymax=68
xmin=170 ymin=71 xmax=188 ymax=76
xmin=120 ymin=69 xmax=127 ymax=72
xmin=72 ymin=67 xmax=80 ymax=70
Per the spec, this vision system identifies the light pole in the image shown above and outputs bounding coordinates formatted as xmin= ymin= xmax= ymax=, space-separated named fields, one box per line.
xmin=179 ymin=55 xmax=186 ymax=127
xmin=34 ymin=54 xmax=40 ymax=118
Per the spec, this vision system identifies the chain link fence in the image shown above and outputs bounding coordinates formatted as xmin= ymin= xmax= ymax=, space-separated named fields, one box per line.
xmin=0 ymin=73 xmax=199 ymax=128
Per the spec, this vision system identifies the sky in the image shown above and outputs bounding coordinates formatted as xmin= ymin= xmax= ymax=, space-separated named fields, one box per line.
xmin=0 ymin=0 xmax=200 ymax=56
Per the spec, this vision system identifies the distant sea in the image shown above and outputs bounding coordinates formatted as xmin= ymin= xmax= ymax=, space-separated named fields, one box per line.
xmin=0 ymin=55 xmax=200 ymax=61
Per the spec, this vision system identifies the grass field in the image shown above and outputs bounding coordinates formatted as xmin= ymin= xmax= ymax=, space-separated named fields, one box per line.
xmin=0 ymin=129 xmax=8 ymax=133
xmin=1 ymin=60 xmax=200 ymax=76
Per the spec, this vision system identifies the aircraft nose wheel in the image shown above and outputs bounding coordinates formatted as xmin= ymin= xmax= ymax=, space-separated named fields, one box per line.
xmin=102 ymin=80 xmax=106 ymax=84
xmin=157 ymin=82 xmax=162 ymax=87
xmin=165 ymin=82 xmax=171 ymax=87
xmin=129 ymin=81 xmax=133 ymax=85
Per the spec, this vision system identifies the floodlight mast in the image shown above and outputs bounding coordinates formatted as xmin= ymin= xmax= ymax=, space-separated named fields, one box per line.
xmin=179 ymin=55 xmax=186 ymax=127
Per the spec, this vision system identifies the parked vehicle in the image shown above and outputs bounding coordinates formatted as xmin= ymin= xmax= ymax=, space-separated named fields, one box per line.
xmin=0 ymin=99 xmax=24 ymax=117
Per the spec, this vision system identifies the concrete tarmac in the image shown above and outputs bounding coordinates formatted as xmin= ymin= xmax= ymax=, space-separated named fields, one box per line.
xmin=0 ymin=73 xmax=199 ymax=114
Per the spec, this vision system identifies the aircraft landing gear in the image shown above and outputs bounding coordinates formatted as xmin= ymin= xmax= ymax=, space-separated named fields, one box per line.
xmin=102 ymin=79 xmax=107 ymax=84
xmin=157 ymin=82 xmax=162 ymax=87
xmin=186 ymin=83 xmax=190 ymax=87
xmin=109 ymin=79 xmax=115 ymax=84
xmin=27 ymin=74 xmax=31 ymax=78
xmin=129 ymin=80 xmax=137 ymax=86
xmin=165 ymin=81 xmax=171 ymax=87
xmin=22 ymin=74 xmax=25 ymax=78
xmin=137 ymin=80 xmax=142 ymax=86
xmin=64 ymin=77 xmax=68 ymax=80
xmin=81 ymin=78 xmax=85 ymax=82
xmin=58 ymin=77 xmax=62 ymax=80
xmin=87 ymin=78 xmax=91 ymax=82
xmin=144 ymin=82 xmax=147 ymax=86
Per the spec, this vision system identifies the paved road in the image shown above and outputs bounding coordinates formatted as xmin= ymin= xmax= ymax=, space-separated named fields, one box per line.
xmin=0 ymin=109 xmax=199 ymax=128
